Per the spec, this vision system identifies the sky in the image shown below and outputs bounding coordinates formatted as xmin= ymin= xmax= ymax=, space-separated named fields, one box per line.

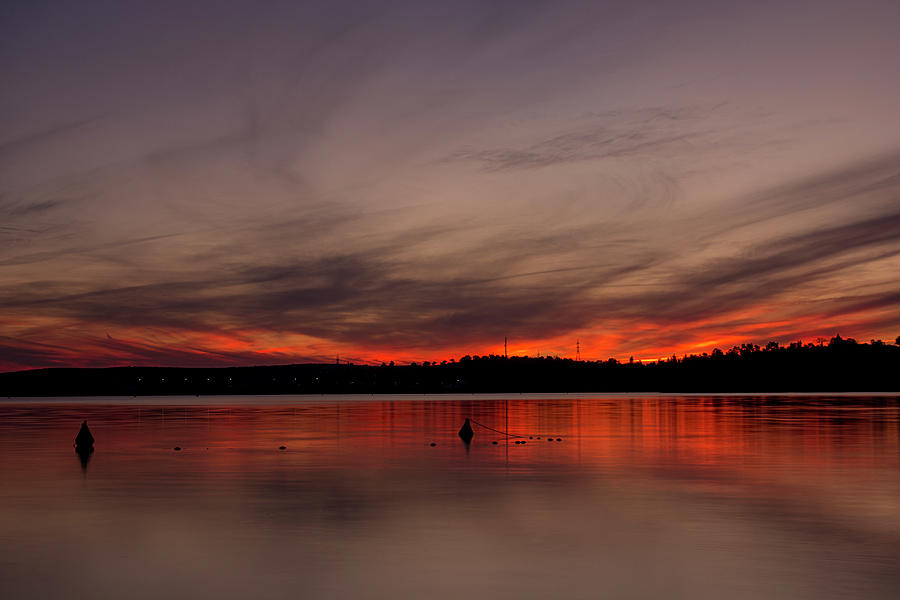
xmin=2 ymin=0 xmax=900 ymax=370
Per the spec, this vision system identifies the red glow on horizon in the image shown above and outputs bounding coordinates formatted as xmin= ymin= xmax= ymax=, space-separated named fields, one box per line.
xmin=2 ymin=300 xmax=899 ymax=372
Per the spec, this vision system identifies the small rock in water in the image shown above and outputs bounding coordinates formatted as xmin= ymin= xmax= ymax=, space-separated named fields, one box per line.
xmin=557 ymin=438 xmax=563 ymax=441
xmin=430 ymin=442 xmax=437 ymax=447
xmin=492 ymin=441 xmax=498 ymax=445
xmin=529 ymin=436 xmax=533 ymax=439
xmin=547 ymin=438 xmax=553 ymax=442
xmin=174 ymin=447 xmax=181 ymax=451
xmin=536 ymin=436 xmax=541 ymax=439
xmin=279 ymin=445 xmax=287 ymax=450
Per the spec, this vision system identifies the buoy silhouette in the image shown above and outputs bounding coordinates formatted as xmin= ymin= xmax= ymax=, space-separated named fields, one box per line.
xmin=74 ymin=420 xmax=94 ymax=451
xmin=458 ymin=418 xmax=474 ymax=443
xmin=74 ymin=420 xmax=94 ymax=470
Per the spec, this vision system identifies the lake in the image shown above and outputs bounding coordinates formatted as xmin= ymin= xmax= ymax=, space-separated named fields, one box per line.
xmin=1 ymin=394 xmax=899 ymax=599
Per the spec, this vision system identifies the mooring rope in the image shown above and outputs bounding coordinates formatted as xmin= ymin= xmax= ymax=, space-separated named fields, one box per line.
xmin=468 ymin=418 xmax=527 ymax=439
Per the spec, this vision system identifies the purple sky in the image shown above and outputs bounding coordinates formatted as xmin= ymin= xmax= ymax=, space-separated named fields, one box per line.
xmin=2 ymin=0 xmax=900 ymax=369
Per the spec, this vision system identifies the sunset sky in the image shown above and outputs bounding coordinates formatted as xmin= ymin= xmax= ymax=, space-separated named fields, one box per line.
xmin=2 ymin=0 xmax=900 ymax=370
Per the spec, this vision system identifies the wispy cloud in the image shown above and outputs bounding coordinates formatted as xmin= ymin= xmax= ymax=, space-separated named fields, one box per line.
xmin=2 ymin=0 xmax=900 ymax=368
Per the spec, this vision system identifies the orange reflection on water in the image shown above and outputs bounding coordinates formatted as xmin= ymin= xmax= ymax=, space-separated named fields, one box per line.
xmin=4 ymin=395 xmax=898 ymax=477
xmin=2 ymin=395 xmax=900 ymax=600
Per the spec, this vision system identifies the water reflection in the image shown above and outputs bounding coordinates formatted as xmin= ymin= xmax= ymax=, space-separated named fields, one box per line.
xmin=1 ymin=395 xmax=899 ymax=599
xmin=74 ymin=445 xmax=93 ymax=471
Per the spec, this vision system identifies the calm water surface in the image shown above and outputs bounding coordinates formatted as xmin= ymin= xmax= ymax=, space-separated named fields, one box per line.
xmin=2 ymin=394 xmax=899 ymax=599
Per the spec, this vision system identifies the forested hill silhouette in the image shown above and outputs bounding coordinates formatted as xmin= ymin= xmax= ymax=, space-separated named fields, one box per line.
xmin=2 ymin=335 xmax=899 ymax=396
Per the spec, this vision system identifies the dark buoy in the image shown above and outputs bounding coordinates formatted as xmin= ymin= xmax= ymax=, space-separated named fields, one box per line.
xmin=458 ymin=418 xmax=474 ymax=443
xmin=74 ymin=420 xmax=94 ymax=451
xmin=173 ymin=446 xmax=181 ymax=451
xmin=430 ymin=442 xmax=437 ymax=447
xmin=74 ymin=421 xmax=94 ymax=471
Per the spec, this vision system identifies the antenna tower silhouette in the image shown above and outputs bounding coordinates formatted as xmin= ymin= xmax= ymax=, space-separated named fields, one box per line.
xmin=504 ymin=336 xmax=508 ymax=358
xmin=576 ymin=339 xmax=581 ymax=362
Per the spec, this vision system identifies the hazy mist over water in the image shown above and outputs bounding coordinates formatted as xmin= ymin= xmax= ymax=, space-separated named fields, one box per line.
xmin=2 ymin=395 xmax=900 ymax=599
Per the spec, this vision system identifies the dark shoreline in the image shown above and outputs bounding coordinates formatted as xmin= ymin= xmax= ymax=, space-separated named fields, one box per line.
xmin=3 ymin=337 xmax=899 ymax=396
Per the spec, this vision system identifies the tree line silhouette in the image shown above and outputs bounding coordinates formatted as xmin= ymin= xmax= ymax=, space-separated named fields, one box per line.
xmin=2 ymin=335 xmax=899 ymax=396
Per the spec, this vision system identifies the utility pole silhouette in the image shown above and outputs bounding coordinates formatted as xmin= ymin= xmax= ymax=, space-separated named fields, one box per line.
xmin=504 ymin=336 xmax=508 ymax=358
xmin=576 ymin=339 xmax=581 ymax=362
